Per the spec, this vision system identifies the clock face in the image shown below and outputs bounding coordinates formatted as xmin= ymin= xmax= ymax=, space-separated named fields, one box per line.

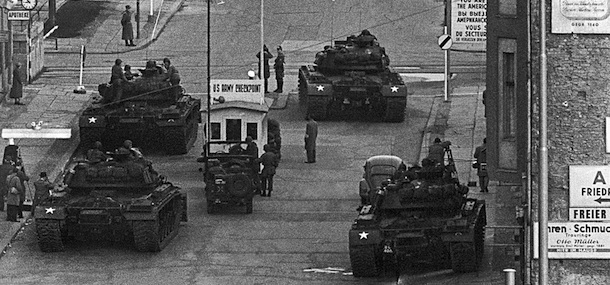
xmin=22 ymin=0 xmax=36 ymax=10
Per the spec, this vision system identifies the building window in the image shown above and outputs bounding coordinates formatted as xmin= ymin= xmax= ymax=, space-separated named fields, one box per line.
xmin=499 ymin=0 xmax=517 ymax=16
xmin=12 ymin=41 xmax=26 ymax=54
xmin=246 ymin=123 xmax=258 ymax=140
xmin=226 ymin=119 xmax=241 ymax=141
xmin=211 ymin=122 xmax=221 ymax=140
xmin=498 ymin=38 xmax=517 ymax=140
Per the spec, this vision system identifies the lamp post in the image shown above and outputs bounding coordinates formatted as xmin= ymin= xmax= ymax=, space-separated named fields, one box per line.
xmin=206 ymin=0 xmax=211 ymax=157
xmin=259 ymin=0 xmax=264 ymax=83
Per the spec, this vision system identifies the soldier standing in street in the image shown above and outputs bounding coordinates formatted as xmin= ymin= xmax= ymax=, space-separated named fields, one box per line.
xmin=259 ymin=144 xmax=278 ymax=197
xmin=273 ymin=46 xmax=285 ymax=93
xmin=0 ymin=158 xmax=14 ymax=211
xmin=110 ymin=59 xmax=127 ymax=102
xmin=6 ymin=168 xmax=22 ymax=222
xmin=15 ymin=165 xmax=29 ymax=218
xmin=304 ymin=115 xmax=318 ymax=163
xmin=256 ymin=45 xmax=273 ymax=93
xmin=474 ymin=138 xmax=488 ymax=192
xmin=121 ymin=5 xmax=135 ymax=47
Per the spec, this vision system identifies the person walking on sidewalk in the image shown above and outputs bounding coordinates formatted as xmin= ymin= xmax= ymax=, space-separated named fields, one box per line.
xmin=304 ymin=115 xmax=318 ymax=163
xmin=6 ymin=168 xmax=22 ymax=222
xmin=474 ymin=138 xmax=488 ymax=193
xmin=259 ymin=144 xmax=278 ymax=197
xmin=0 ymin=158 xmax=14 ymax=211
xmin=121 ymin=5 xmax=135 ymax=47
xmin=273 ymin=46 xmax=285 ymax=93
xmin=9 ymin=63 xmax=24 ymax=105
xmin=256 ymin=45 xmax=273 ymax=93
xmin=15 ymin=165 xmax=29 ymax=218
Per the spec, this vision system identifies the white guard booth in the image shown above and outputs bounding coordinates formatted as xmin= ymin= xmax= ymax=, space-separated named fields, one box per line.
xmin=202 ymin=79 xmax=273 ymax=153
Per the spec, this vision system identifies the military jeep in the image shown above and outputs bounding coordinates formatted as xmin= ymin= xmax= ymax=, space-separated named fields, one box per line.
xmin=201 ymin=141 xmax=259 ymax=214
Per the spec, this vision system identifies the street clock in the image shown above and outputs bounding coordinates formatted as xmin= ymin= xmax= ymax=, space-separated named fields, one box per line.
xmin=22 ymin=0 xmax=36 ymax=10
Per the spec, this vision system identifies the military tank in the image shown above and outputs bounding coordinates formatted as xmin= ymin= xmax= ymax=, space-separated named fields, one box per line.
xmin=34 ymin=152 xmax=187 ymax=252
xmin=298 ymin=31 xmax=407 ymax=122
xmin=79 ymin=61 xmax=201 ymax=154
xmin=349 ymin=147 xmax=486 ymax=277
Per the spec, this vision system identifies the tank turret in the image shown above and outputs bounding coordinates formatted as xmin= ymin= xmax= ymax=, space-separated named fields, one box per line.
xmin=64 ymin=156 xmax=160 ymax=189
xmin=314 ymin=35 xmax=390 ymax=73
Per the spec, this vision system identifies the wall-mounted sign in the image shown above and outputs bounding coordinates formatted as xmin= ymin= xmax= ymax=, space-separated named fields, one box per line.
xmin=210 ymin=79 xmax=264 ymax=105
xmin=534 ymin=222 xmax=610 ymax=259
xmin=8 ymin=10 xmax=29 ymax=21
xmin=552 ymin=0 xmax=610 ymax=34
xmin=450 ymin=0 xmax=486 ymax=52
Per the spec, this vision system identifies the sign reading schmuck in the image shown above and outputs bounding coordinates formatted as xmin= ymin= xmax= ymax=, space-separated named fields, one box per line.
xmin=552 ymin=0 xmax=610 ymax=34
xmin=534 ymin=222 xmax=610 ymax=259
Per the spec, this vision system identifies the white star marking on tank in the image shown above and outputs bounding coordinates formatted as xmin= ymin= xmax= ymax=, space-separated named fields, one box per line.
xmin=88 ymin=117 xmax=97 ymax=124
xmin=391 ymin=86 xmax=399 ymax=92
xmin=316 ymin=85 xmax=324 ymax=92
xmin=45 ymin=207 xmax=56 ymax=214
xmin=359 ymin=231 xmax=369 ymax=239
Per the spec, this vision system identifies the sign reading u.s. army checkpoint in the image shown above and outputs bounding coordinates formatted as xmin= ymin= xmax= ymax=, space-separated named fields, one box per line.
xmin=569 ymin=165 xmax=610 ymax=221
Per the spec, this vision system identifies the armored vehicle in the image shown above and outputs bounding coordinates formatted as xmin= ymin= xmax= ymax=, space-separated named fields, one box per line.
xmin=298 ymin=32 xmax=407 ymax=121
xmin=202 ymin=141 xmax=259 ymax=214
xmin=349 ymin=147 xmax=486 ymax=277
xmin=34 ymin=152 xmax=187 ymax=252
xmin=79 ymin=61 xmax=201 ymax=154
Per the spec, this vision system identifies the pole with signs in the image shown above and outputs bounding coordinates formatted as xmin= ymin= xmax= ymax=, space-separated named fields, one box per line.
xmin=73 ymin=45 xmax=86 ymax=94
xmin=260 ymin=0 xmax=264 ymax=86
xmin=438 ymin=31 xmax=452 ymax=101
xmin=206 ymin=0 xmax=211 ymax=158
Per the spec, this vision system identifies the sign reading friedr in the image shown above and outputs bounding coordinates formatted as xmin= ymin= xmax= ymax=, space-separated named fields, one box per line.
xmin=569 ymin=165 xmax=610 ymax=220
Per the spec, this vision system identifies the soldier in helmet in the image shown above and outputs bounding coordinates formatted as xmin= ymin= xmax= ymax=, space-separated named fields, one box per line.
xmin=110 ymin=59 xmax=128 ymax=102
xmin=87 ymin=141 xmax=108 ymax=163
xmin=259 ymin=144 xmax=278 ymax=197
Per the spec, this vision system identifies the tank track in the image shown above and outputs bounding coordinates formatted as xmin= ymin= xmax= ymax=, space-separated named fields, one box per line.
xmin=36 ymin=219 xmax=65 ymax=252
xmin=449 ymin=242 xmax=477 ymax=273
xmin=349 ymin=246 xmax=380 ymax=277
xmin=298 ymin=71 xmax=307 ymax=105
xmin=306 ymin=96 xmax=328 ymax=121
xmin=245 ymin=199 xmax=253 ymax=214
xmin=132 ymin=197 xmax=182 ymax=252
xmin=162 ymin=126 xmax=188 ymax=155
xmin=382 ymin=97 xmax=406 ymax=122
xmin=79 ymin=127 xmax=102 ymax=149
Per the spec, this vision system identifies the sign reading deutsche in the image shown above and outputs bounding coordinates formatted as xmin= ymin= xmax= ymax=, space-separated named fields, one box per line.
xmin=552 ymin=0 xmax=610 ymax=33
xmin=450 ymin=0 xmax=486 ymax=52
xmin=534 ymin=222 xmax=610 ymax=259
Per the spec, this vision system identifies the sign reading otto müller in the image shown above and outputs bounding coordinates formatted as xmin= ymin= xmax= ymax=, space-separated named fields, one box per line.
xmin=569 ymin=165 xmax=610 ymax=221
xmin=552 ymin=0 xmax=610 ymax=34
xmin=534 ymin=222 xmax=610 ymax=259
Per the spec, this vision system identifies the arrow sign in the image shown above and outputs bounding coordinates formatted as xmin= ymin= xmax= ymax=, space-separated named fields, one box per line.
xmin=438 ymin=34 xmax=452 ymax=50
xmin=595 ymin=197 xmax=610 ymax=204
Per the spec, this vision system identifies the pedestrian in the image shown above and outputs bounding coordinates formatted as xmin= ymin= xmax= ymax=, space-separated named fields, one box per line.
xmin=15 ymin=165 xmax=29 ymax=218
xmin=163 ymin=58 xmax=181 ymax=86
xmin=124 ymin=65 xmax=138 ymax=80
xmin=259 ymin=144 xmax=278 ymax=197
xmin=427 ymin=137 xmax=445 ymax=165
xmin=33 ymin=172 xmax=54 ymax=209
xmin=87 ymin=141 xmax=108 ymax=163
xmin=110 ymin=59 xmax=127 ymax=102
xmin=9 ymin=62 xmax=24 ymax=105
xmin=121 ymin=5 xmax=135 ymax=47
xmin=304 ymin=114 xmax=318 ymax=163
xmin=256 ymin=45 xmax=273 ymax=93
xmin=0 ymin=158 xmax=14 ymax=211
xmin=474 ymin=138 xmax=488 ymax=193
xmin=273 ymin=45 xmax=285 ymax=93
xmin=6 ymin=167 xmax=22 ymax=222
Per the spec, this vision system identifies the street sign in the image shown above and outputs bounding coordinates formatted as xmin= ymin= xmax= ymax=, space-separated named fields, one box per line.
xmin=534 ymin=222 xmax=610 ymax=259
xmin=569 ymin=165 xmax=610 ymax=220
xmin=8 ymin=10 xmax=29 ymax=20
xmin=438 ymin=34 xmax=452 ymax=50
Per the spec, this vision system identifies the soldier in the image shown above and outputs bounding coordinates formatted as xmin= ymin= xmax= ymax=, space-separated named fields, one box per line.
xmin=0 ymin=157 xmax=14 ymax=211
xmin=121 ymin=5 xmax=135 ymax=46
xmin=124 ymin=65 xmax=139 ymax=80
xmin=6 ymin=168 xmax=22 ymax=222
xmin=273 ymin=46 xmax=285 ymax=93
xmin=256 ymin=45 xmax=273 ymax=93
xmin=110 ymin=59 xmax=128 ymax=102
xmin=33 ymin=172 xmax=54 ymax=209
xmin=474 ymin=138 xmax=488 ymax=193
xmin=163 ymin=58 xmax=181 ymax=86
xmin=15 ymin=165 xmax=29 ymax=218
xmin=259 ymin=144 xmax=278 ymax=197
xmin=121 ymin=140 xmax=144 ymax=160
xmin=427 ymin=137 xmax=445 ymax=165
xmin=304 ymin=115 xmax=318 ymax=163
xmin=244 ymin=136 xmax=259 ymax=158
xmin=87 ymin=141 xmax=108 ymax=163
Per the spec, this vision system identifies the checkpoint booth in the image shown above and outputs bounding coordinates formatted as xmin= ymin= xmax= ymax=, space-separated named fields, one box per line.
xmin=201 ymin=79 xmax=273 ymax=154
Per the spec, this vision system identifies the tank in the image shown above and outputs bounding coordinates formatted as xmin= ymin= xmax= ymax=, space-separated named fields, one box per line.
xmin=298 ymin=31 xmax=407 ymax=122
xmin=201 ymin=141 xmax=260 ymax=214
xmin=34 ymin=153 xmax=187 ymax=252
xmin=79 ymin=61 xmax=201 ymax=154
xmin=349 ymin=147 xmax=486 ymax=277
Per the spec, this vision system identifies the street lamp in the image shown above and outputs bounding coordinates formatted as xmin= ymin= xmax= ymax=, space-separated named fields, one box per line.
xmin=259 ymin=0 xmax=264 ymax=82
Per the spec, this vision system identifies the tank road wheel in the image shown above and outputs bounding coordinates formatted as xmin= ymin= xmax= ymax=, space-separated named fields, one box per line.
xmin=36 ymin=219 xmax=65 ymax=252
xmin=382 ymin=97 xmax=406 ymax=122
xmin=162 ymin=126 xmax=189 ymax=155
xmin=307 ymin=96 xmax=328 ymax=121
xmin=298 ymin=72 xmax=307 ymax=105
xmin=350 ymin=246 xmax=381 ymax=277
xmin=449 ymin=242 xmax=477 ymax=273
xmin=79 ymin=127 xmax=102 ymax=149
xmin=133 ymin=197 xmax=182 ymax=252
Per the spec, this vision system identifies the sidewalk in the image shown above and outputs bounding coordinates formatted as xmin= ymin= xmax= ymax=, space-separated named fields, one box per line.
xmin=0 ymin=0 xmax=187 ymax=258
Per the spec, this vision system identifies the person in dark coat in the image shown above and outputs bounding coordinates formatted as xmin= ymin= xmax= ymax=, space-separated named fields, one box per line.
xmin=273 ymin=46 xmax=285 ymax=93
xmin=33 ymin=172 xmax=54 ymax=209
xmin=256 ymin=45 xmax=273 ymax=93
xmin=0 ymin=158 xmax=14 ymax=211
xmin=110 ymin=59 xmax=127 ymax=102
xmin=9 ymin=63 xmax=24 ymax=105
xmin=15 ymin=165 xmax=29 ymax=218
xmin=427 ymin=137 xmax=445 ymax=165
xmin=304 ymin=115 xmax=318 ymax=163
xmin=121 ymin=5 xmax=135 ymax=46
xmin=163 ymin=58 xmax=181 ymax=86
xmin=6 ymin=168 xmax=22 ymax=222
xmin=474 ymin=138 xmax=488 ymax=192
xmin=259 ymin=144 xmax=278 ymax=197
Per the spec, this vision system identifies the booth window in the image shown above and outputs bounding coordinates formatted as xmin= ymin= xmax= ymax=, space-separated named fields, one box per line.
xmin=226 ymin=119 xmax=242 ymax=141
xmin=211 ymin=123 xmax=221 ymax=140
xmin=246 ymin=123 xmax=258 ymax=140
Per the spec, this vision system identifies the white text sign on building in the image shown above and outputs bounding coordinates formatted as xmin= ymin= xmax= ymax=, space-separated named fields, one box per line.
xmin=534 ymin=222 xmax=610 ymax=259
xmin=552 ymin=0 xmax=610 ymax=34
xmin=209 ymin=79 xmax=264 ymax=105
xmin=569 ymin=165 xmax=610 ymax=220
xmin=8 ymin=10 xmax=29 ymax=20
xmin=450 ymin=0 xmax=486 ymax=52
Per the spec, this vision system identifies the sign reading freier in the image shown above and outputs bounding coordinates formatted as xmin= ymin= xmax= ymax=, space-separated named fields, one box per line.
xmin=450 ymin=0 xmax=486 ymax=52
xmin=552 ymin=0 xmax=610 ymax=34
xmin=534 ymin=222 xmax=610 ymax=259
xmin=569 ymin=165 xmax=610 ymax=221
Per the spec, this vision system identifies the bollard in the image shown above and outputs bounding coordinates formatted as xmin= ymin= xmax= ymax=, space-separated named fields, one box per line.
xmin=503 ymin=268 xmax=516 ymax=285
